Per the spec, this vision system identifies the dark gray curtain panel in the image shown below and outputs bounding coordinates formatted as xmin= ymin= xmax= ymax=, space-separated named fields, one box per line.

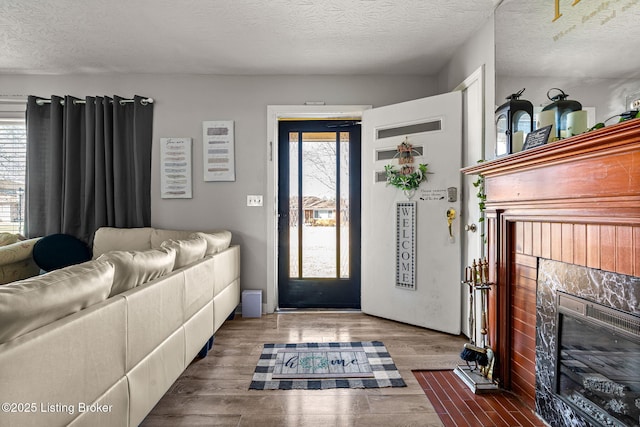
xmin=25 ymin=95 xmax=153 ymax=244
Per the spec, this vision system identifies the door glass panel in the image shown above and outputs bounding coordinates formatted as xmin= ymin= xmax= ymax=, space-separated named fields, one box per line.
xmin=302 ymin=132 xmax=337 ymax=278
xmin=289 ymin=132 xmax=299 ymax=278
xmin=376 ymin=146 xmax=423 ymax=161
xmin=376 ymin=120 xmax=441 ymax=139
xmin=340 ymin=132 xmax=350 ymax=278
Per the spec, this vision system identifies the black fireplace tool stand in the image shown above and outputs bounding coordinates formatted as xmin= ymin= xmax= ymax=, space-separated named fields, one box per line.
xmin=454 ymin=258 xmax=499 ymax=393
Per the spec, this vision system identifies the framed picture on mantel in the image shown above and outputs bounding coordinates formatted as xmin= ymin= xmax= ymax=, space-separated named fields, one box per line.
xmin=522 ymin=125 xmax=552 ymax=151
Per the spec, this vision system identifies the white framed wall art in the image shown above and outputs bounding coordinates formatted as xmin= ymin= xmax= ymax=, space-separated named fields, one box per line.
xmin=160 ymin=137 xmax=192 ymax=198
xmin=203 ymin=120 xmax=235 ymax=182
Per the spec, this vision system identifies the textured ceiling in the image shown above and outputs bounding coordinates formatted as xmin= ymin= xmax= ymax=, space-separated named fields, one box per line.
xmin=2 ymin=1 xmax=635 ymax=78
xmin=0 ymin=0 xmax=497 ymax=75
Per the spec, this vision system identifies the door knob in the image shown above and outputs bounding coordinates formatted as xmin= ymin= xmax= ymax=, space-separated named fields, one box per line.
xmin=465 ymin=223 xmax=477 ymax=233
xmin=446 ymin=208 xmax=456 ymax=238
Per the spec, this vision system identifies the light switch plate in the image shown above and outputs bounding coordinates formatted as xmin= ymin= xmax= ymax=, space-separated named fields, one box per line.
xmin=247 ymin=195 xmax=263 ymax=206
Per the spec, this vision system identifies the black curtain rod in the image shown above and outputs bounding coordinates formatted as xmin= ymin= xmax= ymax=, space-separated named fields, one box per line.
xmin=34 ymin=97 xmax=154 ymax=106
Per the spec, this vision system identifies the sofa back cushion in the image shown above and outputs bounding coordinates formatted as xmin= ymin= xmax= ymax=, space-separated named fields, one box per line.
xmin=189 ymin=231 xmax=232 ymax=255
xmin=92 ymin=227 xmax=154 ymax=259
xmin=150 ymin=229 xmax=194 ymax=249
xmin=0 ymin=259 xmax=114 ymax=344
xmin=99 ymin=247 xmax=176 ymax=297
xmin=161 ymin=237 xmax=207 ymax=269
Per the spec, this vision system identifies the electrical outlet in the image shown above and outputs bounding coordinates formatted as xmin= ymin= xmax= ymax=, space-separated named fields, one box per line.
xmin=247 ymin=195 xmax=263 ymax=207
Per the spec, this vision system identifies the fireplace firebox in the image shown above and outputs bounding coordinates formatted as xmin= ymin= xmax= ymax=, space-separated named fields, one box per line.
xmin=556 ymin=293 xmax=640 ymax=427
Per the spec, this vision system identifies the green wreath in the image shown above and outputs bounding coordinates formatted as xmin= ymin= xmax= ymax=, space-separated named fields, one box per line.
xmin=384 ymin=163 xmax=429 ymax=191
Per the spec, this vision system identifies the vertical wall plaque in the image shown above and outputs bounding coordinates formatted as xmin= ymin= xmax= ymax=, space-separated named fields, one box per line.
xmin=203 ymin=120 xmax=235 ymax=182
xmin=160 ymin=137 xmax=192 ymax=199
xmin=396 ymin=201 xmax=416 ymax=290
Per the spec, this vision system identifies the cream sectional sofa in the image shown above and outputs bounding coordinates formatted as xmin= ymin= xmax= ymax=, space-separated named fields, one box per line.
xmin=0 ymin=227 xmax=240 ymax=427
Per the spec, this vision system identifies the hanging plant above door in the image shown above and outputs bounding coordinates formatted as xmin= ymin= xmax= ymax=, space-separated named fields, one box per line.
xmin=384 ymin=137 xmax=429 ymax=198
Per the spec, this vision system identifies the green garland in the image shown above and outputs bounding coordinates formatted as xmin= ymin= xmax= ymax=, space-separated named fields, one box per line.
xmin=472 ymin=160 xmax=487 ymax=243
xmin=473 ymin=174 xmax=486 ymax=221
xmin=384 ymin=163 xmax=428 ymax=191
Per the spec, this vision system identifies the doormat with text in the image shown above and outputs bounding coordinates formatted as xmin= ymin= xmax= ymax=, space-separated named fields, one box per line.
xmin=249 ymin=341 xmax=406 ymax=390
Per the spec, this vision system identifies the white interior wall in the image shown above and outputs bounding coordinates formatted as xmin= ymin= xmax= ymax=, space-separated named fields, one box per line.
xmin=0 ymin=73 xmax=437 ymax=309
xmin=437 ymin=14 xmax=495 ymax=162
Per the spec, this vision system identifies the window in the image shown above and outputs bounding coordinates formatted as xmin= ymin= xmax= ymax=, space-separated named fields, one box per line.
xmin=0 ymin=119 xmax=27 ymax=234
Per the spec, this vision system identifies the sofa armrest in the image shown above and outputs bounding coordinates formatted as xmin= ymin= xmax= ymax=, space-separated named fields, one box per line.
xmin=0 ymin=238 xmax=40 ymax=265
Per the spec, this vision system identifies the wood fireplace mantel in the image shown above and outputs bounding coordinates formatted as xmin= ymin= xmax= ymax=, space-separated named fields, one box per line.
xmin=461 ymin=118 xmax=640 ymax=409
xmin=463 ymin=118 xmax=640 ymax=220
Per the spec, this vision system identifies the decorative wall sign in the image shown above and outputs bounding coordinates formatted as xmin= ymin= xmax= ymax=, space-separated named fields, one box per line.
xmin=522 ymin=125 xmax=552 ymax=151
xmin=160 ymin=137 xmax=192 ymax=199
xmin=396 ymin=201 xmax=416 ymax=290
xmin=418 ymin=188 xmax=448 ymax=201
xmin=203 ymin=120 xmax=235 ymax=181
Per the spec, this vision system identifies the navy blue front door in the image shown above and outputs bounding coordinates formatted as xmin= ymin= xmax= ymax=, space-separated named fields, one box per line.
xmin=277 ymin=120 xmax=361 ymax=309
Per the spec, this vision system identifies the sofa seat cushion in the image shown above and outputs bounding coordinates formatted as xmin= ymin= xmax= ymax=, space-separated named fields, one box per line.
xmin=190 ymin=231 xmax=232 ymax=255
xmin=92 ymin=227 xmax=154 ymax=259
xmin=0 ymin=259 xmax=114 ymax=344
xmin=161 ymin=237 xmax=207 ymax=269
xmin=99 ymin=247 xmax=176 ymax=297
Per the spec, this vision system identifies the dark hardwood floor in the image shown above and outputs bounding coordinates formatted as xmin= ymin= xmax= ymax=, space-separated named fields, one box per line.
xmin=414 ymin=370 xmax=547 ymax=427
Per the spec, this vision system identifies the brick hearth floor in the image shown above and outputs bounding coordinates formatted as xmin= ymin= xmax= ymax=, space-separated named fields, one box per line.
xmin=414 ymin=370 xmax=548 ymax=427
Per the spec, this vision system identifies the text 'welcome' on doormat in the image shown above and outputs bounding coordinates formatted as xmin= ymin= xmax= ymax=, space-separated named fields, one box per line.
xmin=249 ymin=341 xmax=407 ymax=390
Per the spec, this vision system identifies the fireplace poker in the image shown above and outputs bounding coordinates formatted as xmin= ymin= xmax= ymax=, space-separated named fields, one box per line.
xmin=465 ymin=265 xmax=475 ymax=345
xmin=478 ymin=258 xmax=496 ymax=379
xmin=480 ymin=259 xmax=490 ymax=346
xmin=460 ymin=259 xmax=489 ymax=368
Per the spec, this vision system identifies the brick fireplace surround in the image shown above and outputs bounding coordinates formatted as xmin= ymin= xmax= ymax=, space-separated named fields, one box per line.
xmin=463 ymin=119 xmax=640 ymax=426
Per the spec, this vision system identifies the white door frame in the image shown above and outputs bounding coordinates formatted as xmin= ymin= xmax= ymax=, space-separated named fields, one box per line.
xmin=454 ymin=65 xmax=486 ymax=338
xmin=454 ymin=65 xmax=485 ymax=254
xmin=265 ymin=105 xmax=371 ymax=313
